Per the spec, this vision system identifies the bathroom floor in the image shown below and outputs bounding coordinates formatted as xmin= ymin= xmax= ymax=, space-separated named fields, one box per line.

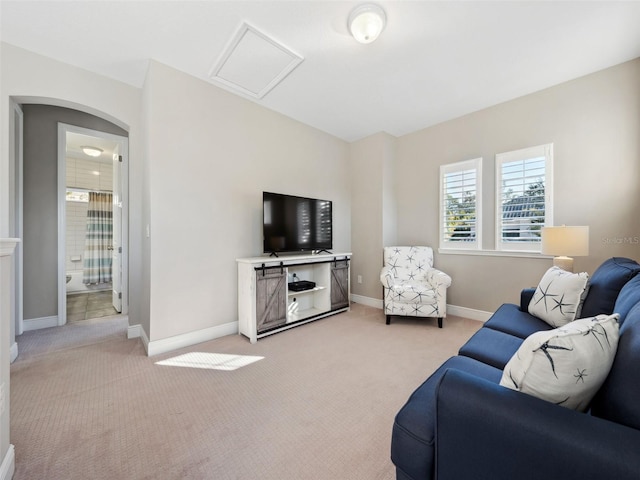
xmin=67 ymin=291 xmax=118 ymax=322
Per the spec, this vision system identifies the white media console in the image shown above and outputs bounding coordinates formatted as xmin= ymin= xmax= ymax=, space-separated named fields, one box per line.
xmin=237 ymin=252 xmax=351 ymax=343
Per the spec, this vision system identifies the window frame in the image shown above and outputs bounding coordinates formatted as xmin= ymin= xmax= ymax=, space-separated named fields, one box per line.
xmin=495 ymin=143 xmax=553 ymax=252
xmin=439 ymin=157 xmax=482 ymax=251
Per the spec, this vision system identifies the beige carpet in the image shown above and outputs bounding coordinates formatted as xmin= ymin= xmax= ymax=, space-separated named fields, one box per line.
xmin=11 ymin=304 xmax=481 ymax=480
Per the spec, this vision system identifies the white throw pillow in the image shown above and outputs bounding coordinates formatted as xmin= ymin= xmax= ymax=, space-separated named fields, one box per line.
xmin=500 ymin=314 xmax=619 ymax=411
xmin=528 ymin=266 xmax=589 ymax=327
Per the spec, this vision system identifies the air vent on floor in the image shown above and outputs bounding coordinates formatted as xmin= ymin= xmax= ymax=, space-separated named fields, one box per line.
xmin=209 ymin=22 xmax=304 ymax=99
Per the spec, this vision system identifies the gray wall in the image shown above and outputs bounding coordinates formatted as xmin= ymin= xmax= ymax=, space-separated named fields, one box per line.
xmin=23 ymin=105 xmax=127 ymax=320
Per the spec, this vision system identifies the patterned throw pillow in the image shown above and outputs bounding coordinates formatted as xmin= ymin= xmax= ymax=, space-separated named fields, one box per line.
xmin=528 ymin=266 xmax=589 ymax=327
xmin=500 ymin=314 xmax=620 ymax=411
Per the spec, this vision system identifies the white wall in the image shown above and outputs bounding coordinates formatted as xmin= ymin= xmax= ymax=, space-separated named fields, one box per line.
xmin=143 ymin=60 xmax=350 ymax=342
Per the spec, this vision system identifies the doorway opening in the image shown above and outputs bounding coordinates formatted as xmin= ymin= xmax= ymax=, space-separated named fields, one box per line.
xmin=58 ymin=124 xmax=129 ymax=325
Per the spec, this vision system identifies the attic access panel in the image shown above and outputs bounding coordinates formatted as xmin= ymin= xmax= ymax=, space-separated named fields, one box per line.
xmin=209 ymin=22 xmax=304 ymax=99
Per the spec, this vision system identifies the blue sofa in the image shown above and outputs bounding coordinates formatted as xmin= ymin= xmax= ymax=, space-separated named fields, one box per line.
xmin=391 ymin=257 xmax=640 ymax=480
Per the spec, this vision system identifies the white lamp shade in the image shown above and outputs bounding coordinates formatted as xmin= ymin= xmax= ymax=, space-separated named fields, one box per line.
xmin=541 ymin=226 xmax=589 ymax=257
xmin=349 ymin=4 xmax=386 ymax=44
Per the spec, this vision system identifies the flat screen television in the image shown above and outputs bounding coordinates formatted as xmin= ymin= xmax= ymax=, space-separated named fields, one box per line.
xmin=263 ymin=191 xmax=332 ymax=254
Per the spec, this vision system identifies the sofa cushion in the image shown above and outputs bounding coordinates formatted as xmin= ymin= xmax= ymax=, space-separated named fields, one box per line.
xmin=500 ymin=314 xmax=620 ymax=411
xmin=458 ymin=328 xmax=523 ymax=369
xmin=612 ymin=273 xmax=640 ymax=326
xmin=528 ymin=267 xmax=589 ymax=327
xmin=391 ymin=356 xmax=502 ymax=480
xmin=581 ymin=257 xmax=640 ymax=318
xmin=591 ymin=303 xmax=640 ymax=429
xmin=484 ymin=303 xmax=553 ymax=339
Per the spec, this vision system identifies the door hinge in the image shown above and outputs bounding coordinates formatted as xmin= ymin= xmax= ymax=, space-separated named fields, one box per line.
xmin=118 ymin=292 xmax=122 ymax=299
xmin=118 ymin=155 xmax=123 ymax=163
xmin=118 ymin=246 xmax=122 ymax=253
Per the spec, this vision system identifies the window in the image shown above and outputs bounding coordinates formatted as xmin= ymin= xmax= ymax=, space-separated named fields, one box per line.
xmin=440 ymin=158 xmax=482 ymax=250
xmin=496 ymin=144 xmax=553 ymax=252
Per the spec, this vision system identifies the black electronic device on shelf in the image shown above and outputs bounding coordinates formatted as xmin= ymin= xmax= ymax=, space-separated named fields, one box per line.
xmin=288 ymin=280 xmax=316 ymax=292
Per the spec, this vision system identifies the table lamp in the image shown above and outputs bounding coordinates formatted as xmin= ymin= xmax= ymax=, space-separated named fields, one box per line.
xmin=541 ymin=226 xmax=589 ymax=272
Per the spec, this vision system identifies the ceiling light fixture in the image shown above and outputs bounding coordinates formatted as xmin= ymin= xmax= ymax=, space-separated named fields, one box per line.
xmin=348 ymin=4 xmax=387 ymax=44
xmin=81 ymin=146 xmax=103 ymax=157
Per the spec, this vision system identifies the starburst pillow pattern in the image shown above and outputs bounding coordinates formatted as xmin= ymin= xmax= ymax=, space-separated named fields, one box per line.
xmin=499 ymin=314 xmax=620 ymax=411
xmin=528 ymin=266 xmax=590 ymax=327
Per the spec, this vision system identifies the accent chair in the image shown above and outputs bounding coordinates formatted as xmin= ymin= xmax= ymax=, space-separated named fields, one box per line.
xmin=380 ymin=246 xmax=451 ymax=328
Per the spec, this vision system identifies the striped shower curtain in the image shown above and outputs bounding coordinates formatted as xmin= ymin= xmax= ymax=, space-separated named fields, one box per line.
xmin=83 ymin=192 xmax=113 ymax=285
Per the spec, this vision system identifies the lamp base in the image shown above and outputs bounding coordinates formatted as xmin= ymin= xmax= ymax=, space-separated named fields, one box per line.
xmin=553 ymin=256 xmax=574 ymax=272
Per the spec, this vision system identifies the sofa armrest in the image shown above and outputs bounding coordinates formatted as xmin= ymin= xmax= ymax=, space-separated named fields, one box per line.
xmin=380 ymin=265 xmax=395 ymax=288
xmin=435 ymin=369 xmax=640 ymax=480
xmin=520 ymin=287 xmax=536 ymax=312
xmin=425 ymin=268 xmax=452 ymax=289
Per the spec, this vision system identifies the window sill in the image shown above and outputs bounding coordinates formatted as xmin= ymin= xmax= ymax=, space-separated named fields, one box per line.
xmin=438 ymin=248 xmax=553 ymax=260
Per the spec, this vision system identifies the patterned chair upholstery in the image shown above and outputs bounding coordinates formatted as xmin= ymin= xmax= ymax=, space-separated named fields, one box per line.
xmin=380 ymin=246 xmax=452 ymax=328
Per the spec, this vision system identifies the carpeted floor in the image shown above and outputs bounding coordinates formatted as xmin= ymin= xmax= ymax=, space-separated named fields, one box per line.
xmin=10 ymin=303 xmax=481 ymax=480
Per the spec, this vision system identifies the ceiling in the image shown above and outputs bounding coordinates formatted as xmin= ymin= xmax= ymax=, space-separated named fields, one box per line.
xmin=2 ymin=1 xmax=640 ymax=142
xmin=66 ymin=132 xmax=118 ymax=163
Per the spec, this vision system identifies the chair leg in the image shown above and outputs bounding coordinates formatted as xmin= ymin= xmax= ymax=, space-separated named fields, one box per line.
xmin=437 ymin=317 xmax=443 ymax=328
xmin=386 ymin=315 xmax=391 ymax=325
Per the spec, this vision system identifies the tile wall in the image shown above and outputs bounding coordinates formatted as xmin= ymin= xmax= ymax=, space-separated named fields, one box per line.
xmin=66 ymin=157 xmax=113 ymax=272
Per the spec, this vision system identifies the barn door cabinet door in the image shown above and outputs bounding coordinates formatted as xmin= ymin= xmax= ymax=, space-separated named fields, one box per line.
xmin=256 ymin=268 xmax=287 ymax=333
xmin=330 ymin=259 xmax=350 ymax=310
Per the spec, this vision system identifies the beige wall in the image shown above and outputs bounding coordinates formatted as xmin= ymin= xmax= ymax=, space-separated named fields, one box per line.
xmin=1 ymin=42 xmax=353 ymax=348
xmin=144 ymin=60 xmax=351 ymax=342
xmin=395 ymin=58 xmax=640 ymax=312
xmin=0 ymin=43 xmax=147 ymax=331
xmin=0 ymin=41 xmax=637 ymax=474
xmin=0 ymin=44 xmax=144 ymax=471
xmin=349 ymin=132 xmax=396 ymax=301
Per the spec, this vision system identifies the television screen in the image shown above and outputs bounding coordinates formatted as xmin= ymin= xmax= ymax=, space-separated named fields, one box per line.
xmin=263 ymin=192 xmax=332 ymax=254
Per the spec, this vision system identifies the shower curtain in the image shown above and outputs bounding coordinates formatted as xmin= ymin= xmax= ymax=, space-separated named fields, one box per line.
xmin=83 ymin=191 xmax=113 ymax=285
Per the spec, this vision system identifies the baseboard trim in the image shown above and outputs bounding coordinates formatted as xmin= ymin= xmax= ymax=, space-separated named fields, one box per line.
xmin=447 ymin=305 xmax=492 ymax=322
xmin=23 ymin=315 xmax=58 ymax=331
xmin=127 ymin=323 xmax=150 ymax=351
xmin=0 ymin=444 xmax=15 ymax=480
xmin=349 ymin=295 xmax=491 ymax=322
xmin=146 ymin=321 xmax=239 ymax=357
xmin=350 ymin=294 xmax=383 ymax=309
xmin=10 ymin=342 xmax=18 ymax=363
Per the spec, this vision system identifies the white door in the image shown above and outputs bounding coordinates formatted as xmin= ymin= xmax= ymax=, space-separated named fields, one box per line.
xmin=112 ymin=145 xmax=122 ymax=313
